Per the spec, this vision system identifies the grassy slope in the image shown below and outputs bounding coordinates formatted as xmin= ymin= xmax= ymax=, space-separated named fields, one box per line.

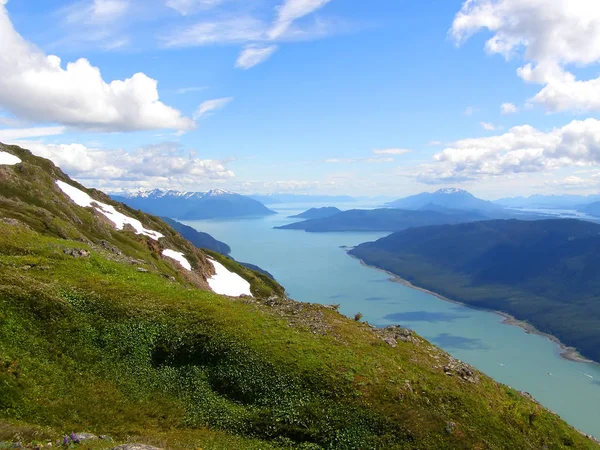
xmin=0 ymin=144 xmax=596 ymax=449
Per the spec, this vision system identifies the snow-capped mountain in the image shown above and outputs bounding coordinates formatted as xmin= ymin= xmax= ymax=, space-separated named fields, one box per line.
xmin=111 ymin=188 xmax=276 ymax=220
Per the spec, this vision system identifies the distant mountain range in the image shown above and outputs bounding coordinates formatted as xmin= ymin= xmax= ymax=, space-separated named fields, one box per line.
xmin=112 ymin=189 xmax=276 ymax=220
xmin=350 ymin=219 xmax=600 ymax=363
xmin=495 ymin=194 xmax=600 ymax=210
xmin=288 ymin=207 xmax=341 ymax=219
xmin=386 ymin=188 xmax=503 ymax=213
xmin=276 ymin=208 xmax=488 ymax=232
xmin=251 ymin=193 xmax=356 ymax=205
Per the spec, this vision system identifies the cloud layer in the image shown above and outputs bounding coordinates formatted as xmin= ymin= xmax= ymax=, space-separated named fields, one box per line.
xmin=22 ymin=141 xmax=234 ymax=190
xmin=419 ymin=118 xmax=600 ymax=184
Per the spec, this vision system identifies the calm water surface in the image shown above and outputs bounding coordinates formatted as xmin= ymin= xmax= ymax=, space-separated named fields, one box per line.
xmin=184 ymin=203 xmax=600 ymax=438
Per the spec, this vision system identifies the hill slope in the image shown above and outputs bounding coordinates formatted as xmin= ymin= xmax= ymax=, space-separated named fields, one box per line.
xmin=288 ymin=207 xmax=341 ymax=219
xmin=160 ymin=217 xmax=232 ymax=255
xmin=0 ymin=144 xmax=596 ymax=449
xmin=276 ymin=208 xmax=487 ymax=232
xmin=112 ymin=189 xmax=276 ymax=220
xmin=350 ymin=219 xmax=600 ymax=363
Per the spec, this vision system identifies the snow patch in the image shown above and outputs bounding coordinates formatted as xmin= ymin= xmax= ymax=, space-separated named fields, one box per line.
xmin=162 ymin=249 xmax=192 ymax=271
xmin=207 ymin=258 xmax=252 ymax=297
xmin=56 ymin=180 xmax=164 ymax=241
xmin=0 ymin=151 xmax=21 ymax=165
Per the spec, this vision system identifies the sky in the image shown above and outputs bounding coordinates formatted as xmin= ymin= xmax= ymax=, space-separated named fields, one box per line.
xmin=2 ymin=0 xmax=600 ymax=199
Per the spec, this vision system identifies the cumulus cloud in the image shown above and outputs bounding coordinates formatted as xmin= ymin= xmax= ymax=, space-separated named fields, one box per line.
xmin=451 ymin=0 xmax=600 ymax=113
xmin=163 ymin=0 xmax=336 ymax=68
xmin=0 ymin=2 xmax=194 ymax=132
xmin=418 ymin=118 xmax=600 ymax=184
xmin=20 ymin=141 xmax=234 ymax=190
xmin=193 ymin=97 xmax=233 ymax=119
xmin=501 ymin=103 xmax=518 ymax=114
xmin=480 ymin=122 xmax=497 ymax=131
xmin=236 ymin=45 xmax=278 ymax=69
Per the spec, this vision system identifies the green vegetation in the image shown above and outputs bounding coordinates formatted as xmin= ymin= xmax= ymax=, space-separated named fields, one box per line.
xmin=350 ymin=219 xmax=600 ymax=363
xmin=0 ymin=144 xmax=597 ymax=448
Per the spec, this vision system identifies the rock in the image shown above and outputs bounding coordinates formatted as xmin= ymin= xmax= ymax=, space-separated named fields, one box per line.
xmin=137 ymin=267 xmax=149 ymax=273
xmin=382 ymin=337 xmax=397 ymax=347
xmin=71 ymin=433 xmax=98 ymax=442
xmin=443 ymin=359 xmax=480 ymax=383
xmin=63 ymin=248 xmax=90 ymax=258
xmin=99 ymin=240 xmax=122 ymax=255
xmin=445 ymin=421 xmax=456 ymax=434
xmin=21 ymin=265 xmax=31 ymax=270
xmin=99 ymin=435 xmax=114 ymax=442
xmin=112 ymin=445 xmax=163 ymax=450
xmin=375 ymin=325 xmax=417 ymax=345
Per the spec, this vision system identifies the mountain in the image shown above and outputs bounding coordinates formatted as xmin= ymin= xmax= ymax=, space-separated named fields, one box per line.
xmin=496 ymin=194 xmax=600 ymax=209
xmin=112 ymin=189 xmax=276 ymax=220
xmin=0 ymin=143 xmax=596 ymax=449
xmin=578 ymin=201 xmax=600 ymax=217
xmin=288 ymin=206 xmax=341 ymax=219
xmin=350 ymin=219 xmax=600 ymax=364
xmin=251 ymin=193 xmax=356 ymax=205
xmin=161 ymin=216 xmax=231 ymax=254
xmin=276 ymin=208 xmax=488 ymax=232
xmin=387 ymin=188 xmax=503 ymax=213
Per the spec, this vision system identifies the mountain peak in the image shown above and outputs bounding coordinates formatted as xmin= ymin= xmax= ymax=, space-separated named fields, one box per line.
xmin=205 ymin=188 xmax=234 ymax=197
xmin=434 ymin=188 xmax=469 ymax=195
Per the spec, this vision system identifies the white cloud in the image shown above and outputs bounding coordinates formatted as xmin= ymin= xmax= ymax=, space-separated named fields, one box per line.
xmin=0 ymin=126 xmax=66 ymax=141
xmin=163 ymin=17 xmax=266 ymax=47
xmin=193 ymin=97 xmax=233 ymax=119
xmin=325 ymin=157 xmax=394 ymax=164
xmin=20 ymin=141 xmax=234 ymax=190
xmin=451 ymin=0 xmax=600 ymax=113
xmin=268 ymin=0 xmax=333 ymax=40
xmin=501 ymin=102 xmax=518 ymax=114
xmin=418 ymin=118 xmax=600 ymax=184
xmin=164 ymin=0 xmax=337 ymax=68
xmin=480 ymin=122 xmax=497 ymax=131
xmin=65 ymin=0 xmax=129 ymax=25
xmin=428 ymin=140 xmax=443 ymax=146
xmin=175 ymin=86 xmax=208 ymax=94
xmin=166 ymin=0 xmax=224 ymax=15
xmin=0 ymin=3 xmax=194 ymax=132
xmin=372 ymin=148 xmax=412 ymax=155
xmin=236 ymin=45 xmax=278 ymax=69
xmin=544 ymin=176 xmax=597 ymax=189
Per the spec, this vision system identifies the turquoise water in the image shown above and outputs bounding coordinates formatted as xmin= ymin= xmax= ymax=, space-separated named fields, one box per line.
xmin=183 ymin=203 xmax=600 ymax=438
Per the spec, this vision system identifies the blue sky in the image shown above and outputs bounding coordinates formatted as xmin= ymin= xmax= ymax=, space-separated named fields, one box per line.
xmin=1 ymin=0 xmax=600 ymax=199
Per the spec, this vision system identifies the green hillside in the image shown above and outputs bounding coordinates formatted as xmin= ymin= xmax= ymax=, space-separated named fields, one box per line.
xmin=0 ymin=143 xmax=597 ymax=449
xmin=350 ymin=219 xmax=600 ymax=363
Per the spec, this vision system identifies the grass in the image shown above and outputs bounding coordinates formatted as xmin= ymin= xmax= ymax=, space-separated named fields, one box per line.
xmin=0 ymin=223 xmax=596 ymax=449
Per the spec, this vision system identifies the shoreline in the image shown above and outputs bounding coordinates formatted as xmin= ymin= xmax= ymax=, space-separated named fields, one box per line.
xmin=348 ymin=253 xmax=594 ymax=365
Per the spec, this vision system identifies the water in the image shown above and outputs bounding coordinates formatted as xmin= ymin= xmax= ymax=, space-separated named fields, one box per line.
xmin=183 ymin=203 xmax=600 ymax=438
